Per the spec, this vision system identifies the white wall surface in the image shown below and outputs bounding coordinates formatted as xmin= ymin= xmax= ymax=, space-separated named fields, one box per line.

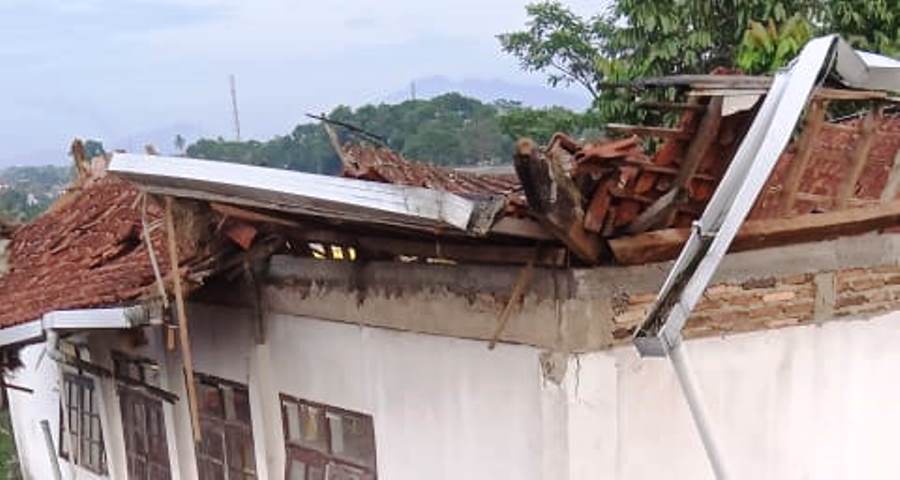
xmin=10 ymin=307 xmax=900 ymax=479
xmin=568 ymin=310 xmax=900 ymax=480
xmin=184 ymin=304 xmax=561 ymax=480
xmin=6 ymin=342 xmax=110 ymax=480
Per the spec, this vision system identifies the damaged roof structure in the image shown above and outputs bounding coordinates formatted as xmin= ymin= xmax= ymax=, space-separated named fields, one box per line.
xmin=3 ymin=50 xmax=900 ymax=335
xmin=2 ymin=35 xmax=900 ymax=480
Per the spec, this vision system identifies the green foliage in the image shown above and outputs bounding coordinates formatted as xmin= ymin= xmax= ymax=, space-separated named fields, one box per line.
xmin=83 ymin=139 xmax=106 ymax=160
xmin=737 ymin=15 xmax=814 ymax=74
xmin=500 ymin=1 xmax=900 ymax=123
xmin=0 ymin=165 xmax=72 ymax=221
xmin=498 ymin=104 xmax=593 ymax=145
xmin=187 ymin=93 xmax=581 ymax=172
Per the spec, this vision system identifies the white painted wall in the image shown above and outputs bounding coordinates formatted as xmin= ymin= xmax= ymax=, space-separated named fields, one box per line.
xmin=6 ymin=341 xmax=111 ymax=480
xmin=567 ymin=311 xmax=900 ymax=479
xmin=10 ymin=307 xmax=900 ymax=479
xmin=183 ymin=304 xmax=561 ymax=480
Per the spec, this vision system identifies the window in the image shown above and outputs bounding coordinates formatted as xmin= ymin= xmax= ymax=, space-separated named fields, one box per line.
xmin=280 ymin=395 xmax=376 ymax=480
xmin=59 ymin=373 xmax=108 ymax=475
xmin=195 ymin=374 xmax=257 ymax=480
xmin=115 ymin=353 xmax=172 ymax=480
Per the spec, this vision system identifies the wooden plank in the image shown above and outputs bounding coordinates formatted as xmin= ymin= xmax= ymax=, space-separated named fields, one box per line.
xmin=627 ymin=97 xmax=723 ymax=233
xmin=605 ymin=123 xmax=692 ymax=140
xmin=489 ymin=216 xmax=555 ymax=240
xmin=488 ymin=260 xmax=535 ymax=350
xmin=836 ymin=109 xmax=880 ymax=208
xmin=635 ymin=101 xmax=707 ymax=112
xmin=688 ymin=87 xmax=889 ymax=101
xmin=821 ymin=122 xmax=860 ymax=134
xmin=583 ymin=179 xmax=613 ymax=233
xmin=814 ymin=88 xmax=888 ymax=101
xmin=210 ymin=202 xmax=302 ymax=228
xmin=164 ymin=197 xmax=202 ymax=443
xmin=625 ymin=188 xmax=679 ymax=234
xmin=609 ymin=199 xmax=900 ymax=265
xmin=779 ymin=100 xmax=827 ymax=215
xmin=795 ymin=192 xmax=877 ymax=208
xmin=880 ymin=150 xmax=900 ymax=203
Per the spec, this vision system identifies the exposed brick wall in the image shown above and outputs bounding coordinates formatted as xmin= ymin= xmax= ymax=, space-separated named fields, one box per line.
xmin=834 ymin=265 xmax=900 ymax=317
xmin=611 ymin=264 xmax=900 ymax=343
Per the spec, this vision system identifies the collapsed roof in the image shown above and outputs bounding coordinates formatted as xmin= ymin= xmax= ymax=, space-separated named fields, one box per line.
xmin=0 ymin=64 xmax=899 ymax=333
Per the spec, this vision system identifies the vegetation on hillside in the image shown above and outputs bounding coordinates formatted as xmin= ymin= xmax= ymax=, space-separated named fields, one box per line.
xmin=186 ymin=93 xmax=592 ymax=173
xmin=0 ymin=165 xmax=71 ymax=222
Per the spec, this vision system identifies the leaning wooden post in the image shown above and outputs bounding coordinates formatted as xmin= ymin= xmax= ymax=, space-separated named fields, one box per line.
xmin=164 ymin=196 xmax=202 ymax=443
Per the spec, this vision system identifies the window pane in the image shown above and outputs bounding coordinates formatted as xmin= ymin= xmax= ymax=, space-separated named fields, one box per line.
xmin=225 ymin=426 xmax=255 ymax=471
xmin=330 ymin=413 xmax=376 ymax=469
xmin=326 ymin=462 xmax=368 ymax=480
xmin=298 ymin=404 xmax=328 ymax=453
xmin=198 ymin=383 xmax=225 ymax=419
xmin=233 ymin=389 xmax=252 ymax=424
xmin=285 ymin=402 xmax=301 ymax=443
xmin=288 ymin=459 xmax=307 ymax=480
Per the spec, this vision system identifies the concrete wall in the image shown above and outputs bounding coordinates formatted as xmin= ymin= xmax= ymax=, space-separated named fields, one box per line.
xmin=567 ymin=310 xmax=900 ymax=479
xmin=9 ymin=304 xmax=900 ymax=479
xmin=183 ymin=303 xmax=564 ymax=480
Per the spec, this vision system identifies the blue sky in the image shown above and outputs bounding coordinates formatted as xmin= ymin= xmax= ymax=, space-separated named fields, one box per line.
xmin=0 ymin=0 xmax=598 ymax=166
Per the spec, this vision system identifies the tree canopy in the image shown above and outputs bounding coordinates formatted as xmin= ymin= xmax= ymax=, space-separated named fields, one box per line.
xmin=186 ymin=93 xmax=593 ymax=173
xmin=499 ymin=0 xmax=900 ymax=122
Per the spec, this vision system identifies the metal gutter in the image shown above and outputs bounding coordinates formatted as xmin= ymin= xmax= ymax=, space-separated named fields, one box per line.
xmin=0 ymin=305 xmax=159 ymax=348
xmin=633 ymin=35 xmax=900 ymax=479
xmin=109 ymin=153 xmax=485 ymax=235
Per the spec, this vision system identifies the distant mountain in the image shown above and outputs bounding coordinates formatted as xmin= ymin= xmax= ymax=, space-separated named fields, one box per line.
xmin=380 ymin=76 xmax=591 ymax=111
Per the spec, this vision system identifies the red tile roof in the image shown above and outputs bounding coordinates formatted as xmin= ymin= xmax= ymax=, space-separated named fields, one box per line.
xmin=340 ymin=144 xmax=522 ymax=199
xmin=0 ymin=177 xmax=174 ymax=328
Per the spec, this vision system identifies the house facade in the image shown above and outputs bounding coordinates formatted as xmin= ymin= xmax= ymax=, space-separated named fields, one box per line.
xmin=4 ymin=37 xmax=900 ymax=479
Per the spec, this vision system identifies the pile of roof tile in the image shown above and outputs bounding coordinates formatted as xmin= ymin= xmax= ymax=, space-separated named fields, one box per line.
xmin=0 ymin=177 xmax=222 ymax=328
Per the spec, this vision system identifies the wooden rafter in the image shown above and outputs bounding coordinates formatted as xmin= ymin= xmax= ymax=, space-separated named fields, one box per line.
xmin=628 ymin=96 xmax=724 ymax=234
xmin=881 ymin=150 xmax=900 ymax=203
xmin=836 ymin=108 xmax=880 ymax=208
xmin=779 ymin=100 xmax=827 ymax=216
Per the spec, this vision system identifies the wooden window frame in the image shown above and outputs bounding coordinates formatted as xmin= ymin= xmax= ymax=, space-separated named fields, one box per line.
xmin=59 ymin=372 xmax=108 ymax=475
xmin=194 ymin=373 xmax=257 ymax=480
xmin=115 ymin=351 xmax=173 ymax=480
xmin=280 ymin=394 xmax=377 ymax=480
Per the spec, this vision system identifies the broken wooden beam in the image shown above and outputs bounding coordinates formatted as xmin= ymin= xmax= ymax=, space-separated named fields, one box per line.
xmin=609 ymin=199 xmax=900 ymax=265
xmin=488 ymin=259 xmax=535 ymax=350
xmin=513 ymin=138 xmax=600 ymax=263
xmin=164 ymin=197 xmax=202 ymax=443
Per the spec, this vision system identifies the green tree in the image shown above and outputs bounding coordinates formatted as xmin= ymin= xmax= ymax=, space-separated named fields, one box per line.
xmin=736 ymin=15 xmax=814 ymax=74
xmin=83 ymin=139 xmax=106 ymax=159
xmin=185 ymin=93 xmax=528 ymax=171
xmin=500 ymin=1 xmax=900 ymax=123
